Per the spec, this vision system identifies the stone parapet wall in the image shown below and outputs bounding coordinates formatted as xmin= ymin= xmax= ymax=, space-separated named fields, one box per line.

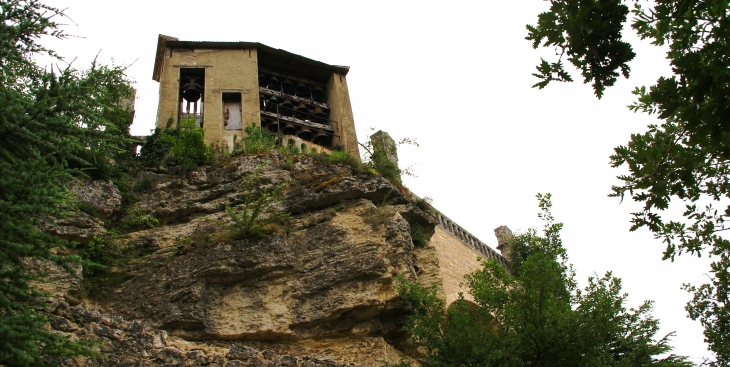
xmin=436 ymin=213 xmax=508 ymax=268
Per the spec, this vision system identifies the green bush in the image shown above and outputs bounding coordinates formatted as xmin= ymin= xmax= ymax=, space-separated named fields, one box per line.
xmin=410 ymin=223 xmax=428 ymax=246
xmin=133 ymin=175 xmax=154 ymax=191
xmin=79 ymin=233 xmax=128 ymax=296
xmin=77 ymin=201 xmax=99 ymax=217
xmin=396 ymin=195 xmax=691 ymax=367
xmin=278 ymin=142 xmax=301 ymax=156
xmin=241 ymin=123 xmax=277 ymax=154
xmin=139 ymin=117 xmax=212 ymax=170
xmin=327 ymin=150 xmax=362 ymax=171
xmin=231 ymin=134 xmax=244 ymax=156
xmin=164 ymin=118 xmax=211 ymax=170
xmin=359 ymin=131 xmax=418 ymax=185
xmin=224 ymin=163 xmax=288 ymax=239
xmin=139 ymin=117 xmax=175 ymax=166
xmin=415 ymin=195 xmax=439 ymax=217
xmin=121 ymin=205 xmax=159 ymax=230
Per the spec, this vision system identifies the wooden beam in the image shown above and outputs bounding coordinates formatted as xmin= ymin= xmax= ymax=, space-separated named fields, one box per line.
xmin=259 ymin=87 xmax=329 ymax=109
xmin=260 ymin=111 xmax=334 ymax=132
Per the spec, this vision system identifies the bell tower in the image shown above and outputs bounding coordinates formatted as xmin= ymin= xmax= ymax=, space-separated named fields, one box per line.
xmin=152 ymin=35 xmax=359 ymax=157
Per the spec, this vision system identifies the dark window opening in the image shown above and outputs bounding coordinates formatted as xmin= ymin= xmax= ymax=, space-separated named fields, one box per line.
xmin=179 ymin=68 xmax=205 ymax=127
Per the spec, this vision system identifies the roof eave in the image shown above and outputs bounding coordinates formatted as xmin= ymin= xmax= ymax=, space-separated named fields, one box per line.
xmin=154 ymin=38 xmax=350 ymax=79
xmin=152 ymin=34 xmax=179 ymax=82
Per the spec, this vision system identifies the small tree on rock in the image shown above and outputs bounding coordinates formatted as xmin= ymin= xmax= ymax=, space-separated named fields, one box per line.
xmin=398 ymin=194 xmax=691 ymax=367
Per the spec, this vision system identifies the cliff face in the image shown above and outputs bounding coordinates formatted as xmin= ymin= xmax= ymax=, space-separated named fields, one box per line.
xmin=43 ymin=152 xmax=443 ymax=366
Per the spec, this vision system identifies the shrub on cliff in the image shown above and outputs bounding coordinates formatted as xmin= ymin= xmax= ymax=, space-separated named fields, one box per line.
xmin=239 ymin=123 xmax=277 ymax=155
xmin=328 ymin=150 xmax=365 ymax=172
xmin=163 ymin=118 xmax=212 ymax=170
xmin=223 ymin=163 xmax=288 ymax=239
xmin=140 ymin=117 xmax=212 ymax=170
xmin=359 ymin=131 xmax=418 ymax=185
xmin=397 ymin=194 xmax=690 ymax=367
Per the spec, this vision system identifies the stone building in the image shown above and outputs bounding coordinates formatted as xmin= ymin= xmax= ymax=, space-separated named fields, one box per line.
xmin=152 ymin=34 xmax=359 ymax=156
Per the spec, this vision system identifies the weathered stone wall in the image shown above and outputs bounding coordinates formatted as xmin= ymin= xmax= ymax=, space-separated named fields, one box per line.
xmin=326 ymin=73 xmax=358 ymax=157
xmin=426 ymin=213 xmax=508 ymax=306
xmin=155 ymin=47 xmax=260 ymax=150
xmin=429 ymin=226 xmax=485 ymax=306
xmin=436 ymin=213 xmax=508 ymax=266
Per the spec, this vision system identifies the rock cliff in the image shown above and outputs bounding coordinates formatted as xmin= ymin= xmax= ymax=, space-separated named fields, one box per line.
xmin=42 ymin=152 xmax=446 ymax=366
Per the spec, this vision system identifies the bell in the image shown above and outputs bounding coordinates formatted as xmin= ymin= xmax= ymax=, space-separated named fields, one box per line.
xmin=312 ymin=130 xmax=331 ymax=146
xmin=265 ymin=96 xmax=279 ymax=112
xmin=280 ymin=99 xmax=295 ymax=116
xmin=258 ymin=74 xmax=268 ymax=87
xmin=182 ymin=77 xmax=202 ymax=102
xmin=281 ymin=79 xmax=295 ymax=94
xmin=266 ymin=120 xmax=280 ymax=132
xmin=282 ymin=122 xmax=298 ymax=136
xmin=268 ymin=76 xmax=281 ymax=91
xmin=312 ymin=86 xmax=326 ymax=102
xmin=295 ymin=82 xmax=310 ymax=98
xmin=313 ymin=107 xmax=327 ymax=118
xmin=298 ymin=128 xmax=314 ymax=141
xmin=295 ymin=103 xmax=310 ymax=118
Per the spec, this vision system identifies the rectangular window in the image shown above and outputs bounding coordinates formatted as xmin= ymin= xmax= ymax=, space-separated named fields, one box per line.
xmin=222 ymin=92 xmax=242 ymax=130
xmin=179 ymin=68 xmax=205 ymax=127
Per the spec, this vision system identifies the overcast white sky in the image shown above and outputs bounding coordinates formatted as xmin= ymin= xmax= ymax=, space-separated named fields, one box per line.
xmin=42 ymin=0 xmax=714 ymax=362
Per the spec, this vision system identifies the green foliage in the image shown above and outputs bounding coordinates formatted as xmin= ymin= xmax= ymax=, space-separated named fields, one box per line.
xmin=224 ymin=163 xmax=288 ymax=239
xmin=526 ymin=0 xmax=635 ymax=98
xmin=0 ymin=0 xmax=131 ymax=363
xmin=241 ymin=123 xmax=277 ymax=155
xmin=139 ymin=118 xmax=174 ymax=166
xmin=278 ymin=142 xmax=301 ymax=156
xmin=327 ymin=149 xmax=364 ymax=172
xmin=359 ymin=131 xmax=418 ymax=185
xmin=529 ymin=1 xmax=730 ymax=362
xmin=139 ymin=117 xmax=212 ymax=170
xmin=163 ymin=118 xmax=211 ymax=170
xmin=409 ymin=223 xmax=428 ymax=246
xmin=505 ymin=193 xmax=567 ymax=272
xmin=69 ymin=64 xmax=136 ymax=180
xmin=121 ymin=205 xmax=159 ymax=230
xmin=170 ymin=223 xmax=222 ymax=254
xmin=208 ymin=140 xmax=230 ymax=165
xmin=397 ymin=194 xmax=691 ymax=367
xmin=133 ymin=175 xmax=154 ymax=191
xmin=78 ymin=233 xmax=129 ymax=296
xmin=364 ymin=193 xmax=396 ymax=230
xmin=415 ymin=195 xmax=438 ymax=217
xmin=76 ymin=201 xmax=99 ymax=217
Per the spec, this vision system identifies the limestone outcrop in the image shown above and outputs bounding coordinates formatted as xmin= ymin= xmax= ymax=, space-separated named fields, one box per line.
xmin=44 ymin=152 xmax=445 ymax=366
xmin=46 ymin=298 xmax=369 ymax=366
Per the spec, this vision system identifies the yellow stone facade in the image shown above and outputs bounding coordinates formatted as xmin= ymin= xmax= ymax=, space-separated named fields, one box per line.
xmin=429 ymin=226 xmax=485 ymax=306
